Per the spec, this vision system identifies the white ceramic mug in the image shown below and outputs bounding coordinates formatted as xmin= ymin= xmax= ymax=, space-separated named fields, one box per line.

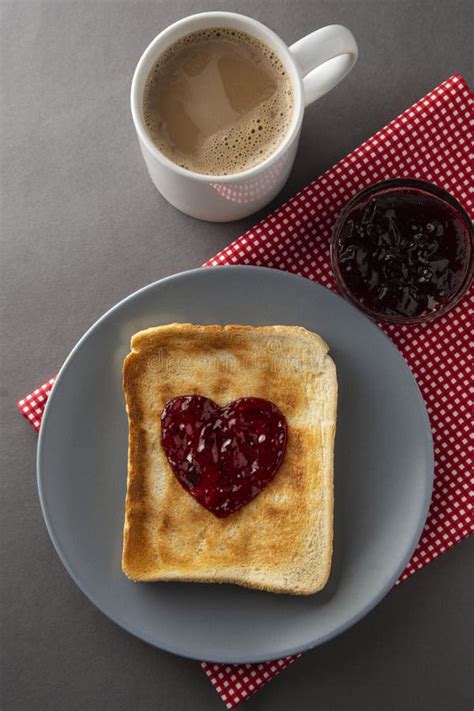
xmin=131 ymin=12 xmax=358 ymax=222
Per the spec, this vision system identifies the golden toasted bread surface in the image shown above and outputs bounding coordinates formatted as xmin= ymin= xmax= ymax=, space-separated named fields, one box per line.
xmin=122 ymin=324 xmax=337 ymax=594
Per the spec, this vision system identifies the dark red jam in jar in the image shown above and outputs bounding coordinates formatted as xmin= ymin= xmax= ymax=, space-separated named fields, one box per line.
xmin=331 ymin=180 xmax=472 ymax=323
xmin=161 ymin=395 xmax=288 ymax=517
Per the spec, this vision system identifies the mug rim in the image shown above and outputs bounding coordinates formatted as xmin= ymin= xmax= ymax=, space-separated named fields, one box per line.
xmin=130 ymin=11 xmax=304 ymax=183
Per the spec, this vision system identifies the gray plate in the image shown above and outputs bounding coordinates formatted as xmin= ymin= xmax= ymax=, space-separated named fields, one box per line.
xmin=37 ymin=266 xmax=433 ymax=663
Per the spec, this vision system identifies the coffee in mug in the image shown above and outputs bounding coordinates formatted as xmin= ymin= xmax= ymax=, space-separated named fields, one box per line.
xmin=142 ymin=27 xmax=294 ymax=175
xmin=132 ymin=12 xmax=358 ymax=220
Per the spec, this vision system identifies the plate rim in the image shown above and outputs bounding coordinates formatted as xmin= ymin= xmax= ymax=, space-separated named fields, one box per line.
xmin=37 ymin=265 xmax=434 ymax=663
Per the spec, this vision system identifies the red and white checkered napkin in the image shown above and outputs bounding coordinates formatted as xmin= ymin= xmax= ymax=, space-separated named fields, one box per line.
xmin=18 ymin=74 xmax=473 ymax=709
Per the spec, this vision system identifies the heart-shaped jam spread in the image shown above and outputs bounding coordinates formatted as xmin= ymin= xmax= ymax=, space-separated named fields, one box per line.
xmin=161 ymin=396 xmax=288 ymax=517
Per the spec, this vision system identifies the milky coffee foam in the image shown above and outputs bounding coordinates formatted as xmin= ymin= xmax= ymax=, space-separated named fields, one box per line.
xmin=143 ymin=28 xmax=294 ymax=175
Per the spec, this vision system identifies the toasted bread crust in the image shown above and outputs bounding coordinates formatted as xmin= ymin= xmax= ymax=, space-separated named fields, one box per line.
xmin=122 ymin=324 xmax=337 ymax=595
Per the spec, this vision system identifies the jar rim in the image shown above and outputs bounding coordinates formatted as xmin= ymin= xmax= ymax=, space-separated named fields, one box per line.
xmin=330 ymin=178 xmax=473 ymax=325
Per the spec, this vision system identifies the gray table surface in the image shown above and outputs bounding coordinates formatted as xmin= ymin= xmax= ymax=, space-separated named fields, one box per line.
xmin=1 ymin=1 xmax=473 ymax=709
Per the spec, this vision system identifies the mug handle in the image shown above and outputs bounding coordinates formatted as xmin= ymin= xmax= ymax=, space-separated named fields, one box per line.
xmin=289 ymin=25 xmax=358 ymax=107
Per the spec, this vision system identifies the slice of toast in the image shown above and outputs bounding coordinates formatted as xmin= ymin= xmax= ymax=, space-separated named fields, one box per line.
xmin=122 ymin=323 xmax=337 ymax=595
